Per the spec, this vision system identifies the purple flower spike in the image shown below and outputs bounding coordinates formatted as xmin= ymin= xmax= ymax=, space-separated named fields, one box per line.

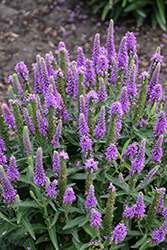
xmin=52 ymin=120 xmax=62 ymax=148
xmin=153 ymin=111 xmax=166 ymax=138
xmin=127 ymin=63 xmax=137 ymax=100
xmin=86 ymin=90 xmax=98 ymax=104
xmin=96 ymin=52 xmax=108 ymax=77
xmin=2 ymin=103 xmax=16 ymax=130
xmin=143 ymin=165 xmax=159 ymax=184
xmin=23 ymin=126 xmax=33 ymax=158
xmin=120 ymin=86 xmax=130 ymax=114
xmin=77 ymin=47 xmax=86 ymax=67
xmin=151 ymin=220 xmax=167 ymax=244
xmin=79 ymin=95 xmax=88 ymax=119
xmin=85 ymin=184 xmax=97 ymax=210
xmin=53 ymin=151 xmax=60 ymax=172
xmin=125 ymin=31 xmax=136 ymax=55
xmin=84 ymin=59 xmax=96 ymax=87
xmin=58 ymin=41 xmax=70 ymax=62
xmin=23 ymin=108 xmax=35 ymax=135
xmin=147 ymin=63 xmax=161 ymax=99
xmin=36 ymin=110 xmax=48 ymax=136
xmin=58 ymin=94 xmax=70 ymax=122
xmin=0 ymin=165 xmax=17 ymax=203
xmin=15 ymin=61 xmax=29 ymax=84
xmin=162 ymin=206 xmax=167 ymax=219
xmin=0 ymin=149 xmax=7 ymax=168
xmin=157 ymin=187 xmax=166 ymax=213
xmin=109 ymin=101 xmax=123 ymax=119
xmin=130 ymin=140 xmax=146 ymax=175
xmin=105 ymin=143 xmax=118 ymax=162
xmin=92 ymin=33 xmax=100 ymax=69
xmin=45 ymin=85 xmax=58 ymax=110
xmin=117 ymin=36 xmax=128 ymax=72
xmin=84 ymin=158 xmax=98 ymax=172
xmin=79 ymin=113 xmax=89 ymax=136
xmin=123 ymin=205 xmax=135 ymax=219
xmin=34 ymin=147 xmax=46 ymax=187
xmin=149 ymin=47 xmax=163 ymax=74
xmin=94 ymin=105 xmax=106 ymax=139
xmin=98 ymin=78 xmax=107 ymax=102
xmin=110 ymin=223 xmax=127 ymax=244
xmin=47 ymin=179 xmax=58 ymax=198
xmin=7 ymin=155 xmax=19 ymax=183
xmin=90 ymin=208 xmax=102 ymax=229
xmin=63 ymin=187 xmax=76 ymax=204
xmin=151 ymin=135 xmax=163 ymax=163
xmin=122 ymin=142 xmax=138 ymax=162
xmin=80 ymin=135 xmax=92 ymax=153
xmin=60 ymin=150 xmax=69 ymax=160
xmin=106 ymin=19 xmax=116 ymax=66
xmin=150 ymin=84 xmax=162 ymax=104
xmin=134 ymin=192 xmax=145 ymax=218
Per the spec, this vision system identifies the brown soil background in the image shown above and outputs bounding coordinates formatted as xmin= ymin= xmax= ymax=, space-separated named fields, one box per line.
xmin=0 ymin=0 xmax=167 ymax=100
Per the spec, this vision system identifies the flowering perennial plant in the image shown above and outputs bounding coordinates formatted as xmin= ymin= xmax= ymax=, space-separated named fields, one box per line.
xmin=0 ymin=20 xmax=167 ymax=250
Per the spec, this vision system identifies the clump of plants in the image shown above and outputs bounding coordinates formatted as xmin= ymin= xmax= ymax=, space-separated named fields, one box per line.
xmin=0 ymin=19 xmax=167 ymax=250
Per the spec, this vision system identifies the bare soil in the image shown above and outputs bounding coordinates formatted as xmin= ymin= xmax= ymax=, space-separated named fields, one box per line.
xmin=0 ymin=0 xmax=167 ymax=100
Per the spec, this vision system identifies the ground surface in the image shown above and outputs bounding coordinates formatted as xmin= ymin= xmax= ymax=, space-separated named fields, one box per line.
xmin=0 ymin=0 xmax=167 ymax=100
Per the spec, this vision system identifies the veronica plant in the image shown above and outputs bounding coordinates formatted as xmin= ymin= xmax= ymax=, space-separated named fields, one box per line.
xmin=0 ymin=19 xmax=167 ymax=250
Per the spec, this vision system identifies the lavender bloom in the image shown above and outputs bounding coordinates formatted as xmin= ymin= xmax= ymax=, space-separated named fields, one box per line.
xmin=109 ymin=101 xmax=123 ymax=119
xmin=53 ymin=151 xmax=60 ymax=172
xmin=130 ymin=140 xmax=146 ymax=175
xmin=143 ymin=165 xmax=159 ymax=184
xmin=84 ymin=59 xmax=96 ymax=87
xmin=84 ymin=158 xmax=98 ymax=172
xmin=151 ymin=220 xmax=167 ymax=244
xmin=58 ymin=94 xmax=70 ymax=122
xmin=60 ymin=150 xmax=69 ymax=160
xmin=151 ymin=135 xmax=163 ymax=163
xmin=86 ymin=90 xmax=98 ymax=104
xmin=94 ymin=105 xmax=106 ymax=139
xmin=122 ymin=142 xmax=138 ymax=162
xmin=96 ymin=52 xmax=108 ymax=77
xmin=80 ymin=135 xmax=92 ymax=153
xmin=0 ymin=149 xmax=7 ymax=168
xmin=110 ymin=223 xmax=127 ymax=244
xmin=147 ymin=63 xmax=160 ymax=99
xmin=118 ymin=173 xmax=125 ymax=184
xmin=12 ymin=73 xmax=24 ymax=97
xmin=47 ymin=180 xmax=58 ymax=198
xmin=150 ymin=84 xmax=162 ymax=103
xmin=45 ymin=52 xmax=56 ymax=77
xmin=36 ymin=110 xmax=48 ymax=136
xmin=45 ymin=86 xmax=58 ymax=110
xmin=15 ymin=61 xmax=29 ymax=84
xmin=148 ymin=46 xmax=163 ymax=74
xmin=123 ymin=205 xmax=135 ymax=219
xmin=79 ymin=113 xmax=89 ymax=136
xmin=117 ymin=36 xmax=128 ymax=79
xmin=63 ymin=187 xmax=76 ymax=204
xmin=126 ymin=63 xmax=137 ymax=99
xmin=125 ymin=32 xmax=137 ymax=55
xmin=162 ymin=206 xmax=167 ymax=219
xmin=90 ymin=208 xmax=102 ymax=229
xmin=85 ymin=184 xmax=97 ymax=210
xmin=0 ymin=165 xmax=16 ymax=202
xmin=110 ymin=56 xmax=117 ymax=84
xmin=23 ymin=108 xmax=35 ymax=135
xmin=66 ymin=63 xmax=74 ymax=95
xmin=58 ymin=41 xmax=69 ymax=63
xmin=106 ymin=19 xmax=116 ymax=66
xmin=1 ymin=103 xmax=16 ymax=129
xmin=92 ymin=33 xmax=100 ymax=68
xmin=7 ymin=155 xmax=19 ymax=183
xmin=153 ymin=111 xmax=166 ymax=138
xmin=23 ymin=126 xmax=33 ymax=158
xmin=77 ymin=47 xmax=86 ymax=67
xmin=34 ymin=64 xmax=42 ymax=94
xmin=105 ymin=143 xmax=118 ymax=162
xmin=139 ymin=120 xmax=148 ymax=127
xmin=157 ymin=187 xmax=166 ymax=213
xmin=52 ymin=120 xmax=62 ymax=148
xmin=133 ymin=53 xmax=138 ymax=72
xmin=79 ymin=95 xmax=88 ymax=119
xmin=71 ymin=61 xmax=78 ymax=100
xmin=116 ymin=120 xmax=122 ymax=138
xmin=120 ymin=87 xmax=130 ymax=114
xmin=134 ymin=192 xmax=145 ymax=218
xmin=0 ymin=136 xmax=5 ymax=151
xmin=98 ymin=78 xmax=107 ymax=102
xmin=34 ymin=147 xmax=46 ymax=187
xmin=139 ymin=71 xmax=150 ymax=81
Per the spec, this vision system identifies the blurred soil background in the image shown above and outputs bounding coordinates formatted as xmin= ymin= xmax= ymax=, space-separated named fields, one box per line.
xmin=0 ymin=0 xmax=167 ymax=101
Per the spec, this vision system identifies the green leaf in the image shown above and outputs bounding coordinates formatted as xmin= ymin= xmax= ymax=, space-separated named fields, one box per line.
xmin=124 ymin=1 xmax=150 ymax=12
xmin=156 ymin=0 xmax=166 ymax=25
xmin=122 ymin=0 xmax=127 ymax=7
xmin=78 ymin=213 xmax=90 ymax=227
xmin=19 ymin=199 xmax=42 ymax=209
xmin=72 ymin=237 xmax=83 ymax=250
xmin=0 ymin=224 xmax=18 ymax=238
xmin=51 ymin=211 xmax=60 ymax=226
xmin=131 ymin=234 xmax=148 ymax=248
xmin=121 ymin=138 xmax=131 ymax=155
xmin=63 ymin=216 xmax=85 ymax=230
xmin=17 ymin=207 xmax=29 ymax=224
xmin=47 ymin=224 xmax=59 ymax=250
xmin=35 ymin=233 xmax=49 ymax=244
xmin=32 ymin=223 xmax=46 ymax=234
xmin=82 ymin=223 xmax=94 ymax=237
xmin=136 ymin=8 xmax=147 ymax=18
xmin=48 ymin=198 xmax=57 ymax=212
xmin=21 ymin=216 xmax=36 ymax=240
xmin=155 ymin=8 xmax=167 ymax=31
xmin=24 ymin=237 xmax=36 ymax=250
xmin=80 ymin=243 xmax=90 ymax=250
xmin=69 ymin=173 xmax=86 ymax=180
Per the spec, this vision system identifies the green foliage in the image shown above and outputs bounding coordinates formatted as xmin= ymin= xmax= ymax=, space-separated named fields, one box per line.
xmin=90 ymin=0 xmax=167 ymax=30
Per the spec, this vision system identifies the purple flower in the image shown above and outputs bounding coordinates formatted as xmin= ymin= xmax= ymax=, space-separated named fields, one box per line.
xmin=139 ymin=71 xmax=150 ymax=81
xmin=120 ymin=87 xmax=130 ymax=114
xmin=116 ymin=120 xmax=122 ymax=139
xmin=63 ymin=187 xmax=76 ymax=204
xmin=133 ymin=53 xmax=138 ymax=72
xmin=110 ymin=56 xmax=117 ymax=84
xmin=94 ymin=105 xmax=106 ymax=139
xmin=149 ymin=47 xmax=163 ymax=74
xmin=117 ymin=36 xmax=128 ymax=71
xmin=0 ymin=136 xmax=5 ymax=151
xmin=12 ymin=73 xmax=25 ymax=97
xmin=126 ymin=63 xmax=137 ymax=99
xmin=109 ymin=101 xmax=123 ymax=119
xmin=92 ymin=33 xmax=100 ymax=69
xmin=125 ymin=32 xmax=137 ymax=55
xmin=58 ymin=41 xmax=69 ymax=63
xmin=150 ymin=84 xmax=162 ymax=104
xmin=98 ymin=78 xmax=107 ymax=102
xmin=134 ymin=192 xmax=145 ymax=218
xmin=23 ymin=108 xmax=35 ymax=135
xmin=84 ymin=158 xmax=98 ymax=172
xmin=130 ymin=140 xmax=146 ymax=175
xmin=80 ymin=135 xmax=92 ymax=153
xmin=151 ymin=135 xmax=163 ymax=163
xmin=85 ymin=184 xmax=97 ymax=210
xmin=0 ymin=165 xmax=17 ymax=203
xmin=79 ymin=113 xmax=89 ymax=136
xmin=123 ymin=205 xmax=135 ymax=219
xmin=79 ymin=95 xmax=88 ymax=119
xmin=1 ymin=103 xmax=16 ymax=130
xmin=110 ymin=223 xmax=127 ymax=244
xmin=45 ymin=52 xmax=56 ymax=77
xmin=7 ymin=155 xmax=19 ymax=183
xmin=60 ymin=150 xmax=69 ymax=160
xmin=153 ymin=111 xmax=166 ymax=138
xmin=36 ymin=110 xmax=48 ymax=136
xmin=122 ymin=142 xmax=138 ymax=162
xmin=143 ymin=165 xmax=159 ymax=184
xmin=86 ymin=90 xmax=98 ymax=104
xmin=34 ymin=147 xmax=46 ymax=187
xmin=96 ymin=52 xmax=108 ymax=77
xmin=47 ymin=180 xmax=58 ymax=198
xmin=106 ymin=19 xmax=116 ymax=66
xmin=139 ymin=120 xmax=148 ymax=127
xmin=118 ymin=173 xmax=125 ymax=184
xmin=77 ymin=47 xmax=86 ymax=67
xmin=58 ymin=94 xmax=70 ymax=122
xmin=45 ymin=86 xmax=58 ymax=110
xmin=23 ymin=126 xmax=33 ymax=158
xmin=84 ymin=59 xmax=96 ymax=87
xmin=15 ymin=61 xmax=29 ymax=84
xmin=105 ymin=143 xmax=118 ymax=162
xmin=151 ymin=220 xmax=167 ymax=244
xmin=162 ymin=206 xmax=167 ymax=219
xmin=53 ymin=151 xmax=60 ymax=172
xmin=147 ymin=63 xmax=161 ymax=99
xmin=51 ymin=120 xmax=62 ymax=148
xmin=90 ymin=208 xmax=102 ymax=229
xmin=157 ymin=187 xmax=166 ymax=213
xmin=0 ymin=149 xmax=7 ymax=168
